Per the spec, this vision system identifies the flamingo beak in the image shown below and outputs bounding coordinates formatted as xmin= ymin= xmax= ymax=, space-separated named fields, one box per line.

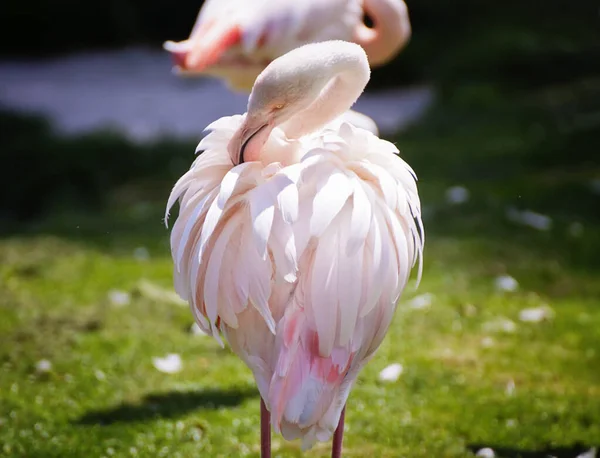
xmin=227 ymin=115 xmax=274 ymax=165
xmin=163 ymin=40 xmax=196 ymax=75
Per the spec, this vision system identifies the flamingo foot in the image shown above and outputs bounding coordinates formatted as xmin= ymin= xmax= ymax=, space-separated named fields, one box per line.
xmin=331 ymin=405 xmax=346 ymax=458
xmin=261 ymin=398 xmax=271 ymax=458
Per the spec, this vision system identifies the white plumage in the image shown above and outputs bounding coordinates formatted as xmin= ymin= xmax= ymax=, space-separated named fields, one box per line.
xmin=165 ymin=40 xmax=423 ymax=452
xmin=165 ymin=0 xmax=411 ymax=91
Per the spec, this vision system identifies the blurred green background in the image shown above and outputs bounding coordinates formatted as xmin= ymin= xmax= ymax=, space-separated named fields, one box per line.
xmin=1 ymin=0 xmax=599 ymax=221
xmin=0 ymin=1 xmax=599 ymax=457
xmin=2 ymin=0 xmax=599 ymax=85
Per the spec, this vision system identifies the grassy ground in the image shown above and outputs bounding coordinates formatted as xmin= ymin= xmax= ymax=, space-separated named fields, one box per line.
xmin=1 ymin=80 xmax=599 ymax=457
xmin=1 ymin=9 xmax=600 ymax=456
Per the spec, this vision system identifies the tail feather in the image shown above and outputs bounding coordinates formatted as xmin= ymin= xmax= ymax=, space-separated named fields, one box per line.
xmin=186 ymin=23 xmax=243 ymax=71
xmin=163 ymin=20 xmax=242 ymax=73
xmin=268 ymin=306 xmax=354 ymax=442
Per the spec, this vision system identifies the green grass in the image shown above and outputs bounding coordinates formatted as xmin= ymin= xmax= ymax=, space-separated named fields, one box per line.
xmin=1 ymin=8 xmax=600 ymax=452
xmin=1 ymin=79 xmax=599 ymax=457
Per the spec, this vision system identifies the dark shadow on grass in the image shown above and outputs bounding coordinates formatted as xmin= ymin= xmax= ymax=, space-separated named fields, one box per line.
xmin=75 ymin=387 xmax=258 ymax=425
xmin=468 ymin=443 xmax=597 ymax=458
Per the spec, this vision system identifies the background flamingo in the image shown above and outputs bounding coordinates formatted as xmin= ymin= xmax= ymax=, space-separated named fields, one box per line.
xmin=163 ymin=0 xmax=412 ymax=92
xmin=164 ymin=0 xmax=411 ymax=135
xmin=166 ymin=40 xmax=423 ymax=457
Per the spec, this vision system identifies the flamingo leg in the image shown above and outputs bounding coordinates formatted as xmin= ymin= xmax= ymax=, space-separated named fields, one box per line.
xmin=331 ymin=405 xmax=346 ymax=458
xmin=260 ymin=398 xmax=271 ymax=458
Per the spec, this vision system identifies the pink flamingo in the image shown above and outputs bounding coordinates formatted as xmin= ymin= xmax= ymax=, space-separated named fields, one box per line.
xmin=163 ymin=0 xmax=412 ymax=92
xmin=166 ymin=40 xmax=423 ymax=457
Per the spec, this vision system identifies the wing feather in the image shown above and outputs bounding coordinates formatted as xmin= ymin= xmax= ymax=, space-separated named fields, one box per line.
xmin=167 ymin=101 xmax=424 ymax=451
xmin=204 ymin=210 xmax=242 ymax=329
xmin=249 ymin=184 xmax=276 ymax=259
xmin=347 ymin=177 xmax=372 ymax=255
xmin=310 ymin=170 xmax=352 ymax=237
xmin=310 ymin=226 xmax=338 ymax=357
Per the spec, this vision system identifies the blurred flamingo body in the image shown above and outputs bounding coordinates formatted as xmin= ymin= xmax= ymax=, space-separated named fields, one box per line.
xmin=164 ymin=0 xmax=411 ymax=134
xmin=164 ymin=0 xmax=412 ymax=91
xmin=166 ymin=41 xmax=423 ymax=456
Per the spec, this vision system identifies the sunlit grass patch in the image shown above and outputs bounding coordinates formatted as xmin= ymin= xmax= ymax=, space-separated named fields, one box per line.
xmin=1 ymin=42 xmax=599 ymax=458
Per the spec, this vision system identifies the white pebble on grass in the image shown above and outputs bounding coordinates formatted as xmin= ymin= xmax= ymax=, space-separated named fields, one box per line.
xmin=190 ymin=323 xmax=208 ymax=336
xmin=133 ymin=247 xmax=150 ymax=262
xmin=480 ymin=337 xmax=495 ymax=348
xmin=108 ymin=290 xmax=131 ymax=307
xmin=152 ymin=354 xmax=183 ymax=374
xmin=408 ymin=293 xmax=434 ymax=309
xmin=136 ymin=279 xmax=186 ymax=306
xmin=482 ymin=317 xmax=517 ymax=334
xmin=94 ymin=370 xmax=106 ymax=381
xmin=463 ymin=304 xmax=477 ymax=317
xmin=445 ymin=186 xmax=470 ymax=205
xmin=506 ymin=208 xmax=552 ymax=231
xmin=521 ymin=210 xmax=552 ymax=231
xmin=476 ymin=448 xmax=496 ymax=458
xmin=379 ymin=363 xmax=403 ymax=382
xmin=35 ymin=360 xmax=52 ymax=373
xmin=519 ymin=305 xmax=554 ymax=323
xmin=505 ymin=379 xmax=516 ymax=396
xmin=495 ymin=275 xmax=519 ymax=292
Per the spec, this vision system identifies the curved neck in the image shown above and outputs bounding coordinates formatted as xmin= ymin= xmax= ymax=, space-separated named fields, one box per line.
xmin=280 ymin=55 xmax=370 ymax=139
xmin=354 ymin=0 xmax=411 ymax=67
xmin=230 ymin=42 xmax=371 ymax=164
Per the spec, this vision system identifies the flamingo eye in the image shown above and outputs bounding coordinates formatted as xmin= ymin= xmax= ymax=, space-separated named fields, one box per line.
xmin=273 ymin=104 xmax=284 ymax=110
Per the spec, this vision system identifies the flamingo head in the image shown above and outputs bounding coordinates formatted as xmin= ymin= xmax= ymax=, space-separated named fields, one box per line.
xmin=226 ymin=48 xmax=332 ymax=164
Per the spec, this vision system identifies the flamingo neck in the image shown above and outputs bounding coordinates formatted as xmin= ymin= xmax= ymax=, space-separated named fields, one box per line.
xmin=354 ymin=0 xmax=411 ymax=67
xmin=279 ymin=56 xmax=370 ymax=140
xmin=231 ymin=42 xmax=371 ymax=163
